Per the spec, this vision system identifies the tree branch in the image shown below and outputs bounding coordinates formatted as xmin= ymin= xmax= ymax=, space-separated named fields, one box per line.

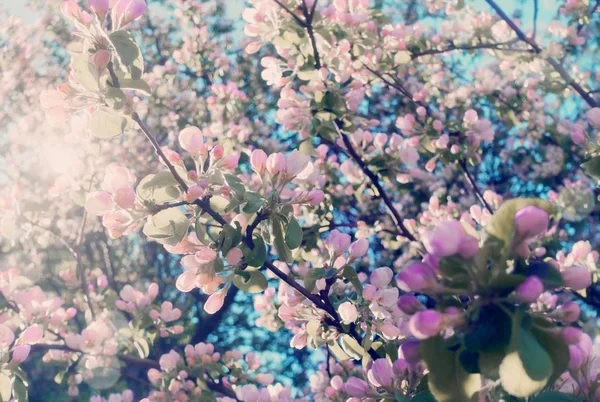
xmin=458 ymin=159 xmax=494 ymax=214
xmin=485 ymin=0 xmax=598 ymax=108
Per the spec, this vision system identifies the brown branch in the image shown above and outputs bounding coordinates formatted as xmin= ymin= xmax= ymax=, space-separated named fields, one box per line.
xmin=272 ymin=0 xmax=306 ymax=27
xmin=485 ymin=0 xmax=598 ymax=108
xmin=458 ymin=159 xmax=494 ymax=214
xmin=301 ymin=0 xmax=321 ymax=69
xmin=334 ymin=122 xmax=417 ymax=242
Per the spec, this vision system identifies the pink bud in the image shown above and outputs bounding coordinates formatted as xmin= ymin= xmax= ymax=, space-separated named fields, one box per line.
xmin=178 ymin=126 xmax=205 ymax=155
xmin=369 ymin=267 xmax=393 ymax=287
xmin=396 ymin=261 xmax=436 ymax=292
xmin=11 ymin=345 xmax=31 ymax=364
xmin=204 ymin=290 xmax=226 ymax=314
xmin=148 ymin=368 xmax=161 ymax=384
xmin=324 ymin=230 xmax=352 ymax=256
xmin=185 ymin=185 xmax=204 ymax=202
xmin=211 ymin=145 xmax=224 ymax=160
xmin=286 ymin=150 xmax=312 ymax=178
xmin=558 ymin=301 xmax=581 ymax=323
xmin=148 ymin=283 xmax=159 ymax=300
xmin=399 ymin=339 xmax=421 ymax=364
xmin=89 ymin=0 xmax=109 ymax=18
xmin=362 ymin=284 xmax=377 ymax=300
xmin=367 ymin=359 xmax=393 ymax=388
xmin=85 ymin=191 xmax=114 ymax=216
xmin=458 ymin=235 xmax=480 ymax=259
xmin=61 ymin=1 xmax=90 ymax=24
xmin=571 ymin=123 xmax=586 ymax=144
xmin=266 ymin=153 xmax=286 ymax=176
xmin=409 ymin=310 xmax=444 ymax=339
xmin=345 ymin=377 xmax=370 ymax=398
xmin=91 ymin=49 xmax=111 ymax=72
xmin=516 ymin=276 xmax=544 ymax=303
xmin=562 ymin=265 xmax=592 ymax=290
xmin=338 ymin=302 xmax=358 ymax=324
xmin=397 ymin=294 xmax=423 ymax=315
xmin=114 ymin=187 xmax=136 ymax=209
xmin=221 ymin=153 xmax=239 ymax=170
xmin=307 ymin=189 xmax=325 ymax=206
xmin=225 ymin=248 xmax=243 ymax=265
xmin=427 ymin=220 xmax=465 ymax=258
xmin=586 ymin=107 xmax=600 ymax=129
xmin=21 ymin=325 xmax=43 ymax=345
xmin=111 ymin=0 xmax=146 ymax=30
xmin=514 ymin=206 xmax=549 ymax=240
xmin=349 ymin=239 xmax=369 ymax=259
xmin=250 ymin=149 xmax=268 ymax=174
xmin=97 ymin=275 xmax=108 ymax=289
xmin=560 ymin=327 xmax=582 ymax=345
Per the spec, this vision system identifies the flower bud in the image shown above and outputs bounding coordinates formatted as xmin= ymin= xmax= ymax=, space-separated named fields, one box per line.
xmin=148 ymin=283 xmax=159 ymax=300
xmin=397 ymin=294 xmax=423 ymax=315
xmin=324 ymin=230 xmax=351 ymax=256
xmin=367 ymin=359 xmax=393 ymax=388
xmin=560 ymin=327 xmax=582 ymax=345
xmin=204 ymin=290 xmax=226 ymax=314
xmin=362 ymin=284 xmax=377 ymax=301
xmin=514 ymin=206 xmax=549 ymax=240
xmin=266 ymin=153 xmax=286 ymax=176
xmin=562 ymin=265 xmax=592 ymax=290
xmin=427 ymin=220 xmax=464 ymax=258
xmin=349 ymin=238 xmax=369 ymax=259
xmin=338 ymin=302 xmax=358 ymax=324
xmin=408 ymin=310 xmax=444 ymax=339
xmin=516 ymin=276 xmax=544 ymax=303
xmin=178 ymin=126 xmax=205 ymax=155
xmin=344 ymin=377 xmax=370 ymax=398
xmin=399 ymin=339 xmax=421 ymax=364
xmin=89 ymin=0 xmax=109 ymax=18
xmin=91 ymin=49 xmax=112 ymax=73
xmin=570 ymin=123 xmax=586 ymax=144
xmin=61 ymin=1 xmax=91 ymax=24
xmin=396 ymin=261 xmax=436 ymax=292
xmin=185 ymin=185 xmax=205 ymax=202
xmin=369 ymin=267 xmax=393 ymax=287
xmin=111 ymin=0 xmax=146 ymax=30
xmin=558 ymin=301 xmax=581 ymax=323
xmin=250 ymin=149 xmax=267 ymax=174
xmin=225 ymin=248 xmax=243 ymax=265
xmin=586 ymin=107 xmax=600 ymax=129
xmin=85 ymin=191 xmax=114 ymax=216
xmin=211 ymin=145 xmax=224 ymax=160
xmin=222 ymin=153 xmax=239 ymax=169
xmin=11 ymin=345 xmax=31 ymax=364
xmin=307 ymin=189 xmax=325 ymax=206
xmin=21 ymin=325 xmax=43 ymax=345
xmin=114 ymin=187 xmax=136 ymax=209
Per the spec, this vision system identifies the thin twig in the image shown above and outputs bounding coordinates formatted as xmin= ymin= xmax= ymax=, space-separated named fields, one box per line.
xmin=458 ymin=159 xmax=494 ymax=214
xmin=334 ymin=123 xmax=417 ymax=242
xmin=273 ymin=0 xmax=306 ymax=27
xmin=485 ymin=0 xmax=597 ymax=108
xmin=532 ymin=0 xmax=539 ymax=40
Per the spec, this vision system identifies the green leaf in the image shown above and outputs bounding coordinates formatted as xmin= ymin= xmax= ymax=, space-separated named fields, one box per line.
xmin=89 ymin=108 xmax=127 ymax=139
xmin=438 ymin=257 xmax=469 ymax=279
xmin=271 ymin=216 xmax=292 ymax=263
xmin=118 ymin=78 xmax=152 ymax=95
xmin=339 ymin=334 xmax=365 ymax=360
xmin=232 ymin=270 xmax=267 ymax=293
xmin=143 ymin=208 xmax=189 ymax=246
xmin=484 ymin=198 xmax=554 ymax=256
xmin=285 ymin=217 xmax=303 ymax=249
xmin=342 ymin=265 xmax=363 ymax=293
xmin=245 ymin=235 xmax=267 ymax=267
xmin=71 ymin=53 xmax=99 ymax=91
xmin=243 ymin=192 xmax=265 ymax=214
xmin=530 ymin=391 xmax=582 ymax=402
xmin=459 ymin=349 xmax=480 ymax=374
xmin=419 ymin=336 xmax=481 ymax=402
xmin=12 ymin=376 xmax=28 ymax=402
xmin=524 ymin=260 xmax=564 ymax=289
xmin=105 ymin=87 xmax=126 ymax=110
xmin=0 ymin=372 xmax=11 ymax=401
xmin=224 ymin=174 xmax=246 ymax=200
xmin=581 ymin=155 xmax=600 ymax=181
xmin=210 ymin=196 xmax=230 ymax=213
xmin=411 ymin=393 xmax=437 ymax=402
xmin=217 ymin=224 xmax=242 ymax=254
xmin=304 ymin=268 xmax=326 ymax=292
xmin=328 ymin=340 xmax=351 ymax=361
xmin=136 ymin=171 xmax=181 ymax=203
xmin=530 ymin=326 xmax=569 ymax=385
xmin=109 ymin=30 xmax=144 ymax=79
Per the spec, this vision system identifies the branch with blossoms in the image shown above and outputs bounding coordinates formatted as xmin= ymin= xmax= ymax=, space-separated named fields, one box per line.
xmin=3 ymin=0 xmax=600 ymax=401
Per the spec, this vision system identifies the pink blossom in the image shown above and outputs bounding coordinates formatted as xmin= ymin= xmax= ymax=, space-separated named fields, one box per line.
xmin=21 ymin=325 xmax=43 ymax=344
xmin=324 ymin=230 xmax=351 ymax=256
xmin=266 ymin=153 xmax=286 ymax=175
xmin=396 ymin=261 xmax=436 ymax=292
xmin=91 ymin=49 xmax=112 ymax=72
xmin=369 ymin=267 xmax=393 ymax=287
xmin=397 ymin=294 xmax=423 ymax=315
xmin=409 ymin=310 xmax=444 ymax=339
xmin=204 ymin=289 xmax=226 ymax=314
xmin=337 ymin=302 xmax=358 ymax=324
xmin=561 ymin=265 xmax=591 ymax=290
xmin=11 ymin=345 xmax=31 ymax=364
xmin=85 ymin=191 xmax=114 ymax=216
xmin=514 ymin=206 xmax=549 ymax=240
xmin=345 ymin=377 xmax=370 ymax=397
xmin=88 ymin=0 xmax=109 ymax=19
xmin=367 ymin=358 xmax=393 ymax=388
xmin=348 ymin=238 xmax=369 ymax=259
xmin=178 ymin=126 xmax=206 ymax=155
xmin=159 ymin=350 xmax=180 ymax=371
xmin=250 ymin=149 xmax=268 ymax=174
xmin=586 ymin=107 xmax=600 ymax=129
xmin=516 ymin=276 xmax=544 ymax=303
xmin=112 ymin=0 xmax=146 ymax=30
